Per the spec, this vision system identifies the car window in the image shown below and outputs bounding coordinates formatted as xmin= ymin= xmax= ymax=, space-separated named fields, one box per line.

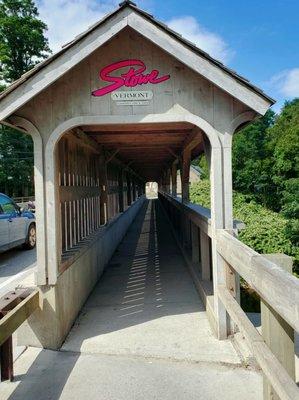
xmin=0 ymin=195 xmax=17 ymax=214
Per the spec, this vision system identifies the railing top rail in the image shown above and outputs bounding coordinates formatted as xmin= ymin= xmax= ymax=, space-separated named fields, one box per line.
xmin=159 ymin=190 xmax=245 ymax=232
xmin=216 ymin=229 xmax=299 ymax=332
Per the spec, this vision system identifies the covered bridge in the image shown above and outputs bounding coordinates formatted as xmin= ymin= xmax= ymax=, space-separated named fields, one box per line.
xmin=0 ymin=2 xmax=298 ymax=399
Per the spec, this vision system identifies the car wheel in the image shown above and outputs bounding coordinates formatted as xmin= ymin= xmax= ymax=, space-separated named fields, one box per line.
xmin=24 ymin=223 xmax=36 ymax=250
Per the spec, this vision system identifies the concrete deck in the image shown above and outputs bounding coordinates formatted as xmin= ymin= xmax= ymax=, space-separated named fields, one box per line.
xmin=0 ymin=200 xmax=263 ymax=399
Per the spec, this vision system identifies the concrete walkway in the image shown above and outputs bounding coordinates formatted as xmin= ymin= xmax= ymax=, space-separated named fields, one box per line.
xmin=0 ymin=200 xmax=262 ymax=400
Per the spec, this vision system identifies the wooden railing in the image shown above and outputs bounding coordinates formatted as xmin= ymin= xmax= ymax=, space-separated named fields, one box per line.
xmin=158 ymin=191 xmax=299 ymax=400
xmin=0 ymin=288 xmax=40 ymax=381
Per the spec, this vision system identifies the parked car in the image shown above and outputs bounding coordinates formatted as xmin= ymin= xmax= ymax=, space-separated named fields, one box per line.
xmin=0 ymin=193 xmax=36 ymax=252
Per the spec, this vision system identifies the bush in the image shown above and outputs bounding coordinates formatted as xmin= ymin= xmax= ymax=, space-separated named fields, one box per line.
xmin=190 ymin=180 xmax=299 ymax=275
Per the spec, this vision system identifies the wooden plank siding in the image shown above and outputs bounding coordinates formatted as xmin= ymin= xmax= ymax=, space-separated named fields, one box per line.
xmin=56 ymin=131 xmax=144 ymax=272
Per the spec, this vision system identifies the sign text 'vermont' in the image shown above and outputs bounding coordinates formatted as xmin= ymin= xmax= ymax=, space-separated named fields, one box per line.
xmin=92 ymin=59 xmax=170 ymax=97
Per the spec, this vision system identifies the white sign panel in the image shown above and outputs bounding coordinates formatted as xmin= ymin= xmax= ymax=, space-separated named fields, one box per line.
xmin=111 ymin=90 xmax=153 ymax=105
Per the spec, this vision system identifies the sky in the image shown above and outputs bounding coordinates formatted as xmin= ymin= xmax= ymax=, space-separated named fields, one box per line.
xmin=37 ymin=0 xmax=299 ymax=112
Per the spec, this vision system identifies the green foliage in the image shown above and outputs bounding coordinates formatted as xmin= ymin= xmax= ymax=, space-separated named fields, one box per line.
xmin=190 ymin=179 xmax=211 ymax=207
xmin=232 ymin=109 xmax=276 ymax=207
xmin=0 ymin=0 xmax=51 ymax=82
xmin=190 ymin=180 xmax=299 ymax=274
xmin=233 ymin=99 xmax=299 ymax=261
xmin=0 ymin=125 xmax=34 ymax=196
xmin=192 ymin=154 xmax=209 ymax=180
xmin=0 ymin=0 xmax=50 ymax=197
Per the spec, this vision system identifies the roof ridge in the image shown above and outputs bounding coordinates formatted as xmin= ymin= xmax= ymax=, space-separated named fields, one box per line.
xmin=119 ymin=1 xmax=137 ymax=6
xmin=0 ymin=1 xmax=275 ymax=106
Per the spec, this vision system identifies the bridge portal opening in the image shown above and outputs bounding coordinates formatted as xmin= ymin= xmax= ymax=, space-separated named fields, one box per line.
xmin=54 ymin=121 xmax=205 ymax=273
xmin=145 ymin=182 xmax=158 ymax=199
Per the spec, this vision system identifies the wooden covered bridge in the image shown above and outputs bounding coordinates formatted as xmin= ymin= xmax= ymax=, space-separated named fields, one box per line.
xmin=0 ymin=2 xmax=298 ymax=399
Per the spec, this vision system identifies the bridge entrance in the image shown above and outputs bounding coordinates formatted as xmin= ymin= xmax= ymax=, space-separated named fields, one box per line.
xmin=1 ymin=3 xmax=295 ymax=400
xmin=0 ymin=0 xmax=273 ymax=345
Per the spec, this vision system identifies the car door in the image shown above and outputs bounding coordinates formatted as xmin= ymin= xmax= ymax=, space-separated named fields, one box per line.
xmin=0 ymin=206 xmax=10 ymax=249
xmin=0 ymin=195 xmax=27 ymax=245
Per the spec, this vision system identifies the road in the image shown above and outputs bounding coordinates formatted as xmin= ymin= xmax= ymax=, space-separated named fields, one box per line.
xmin=0 ymin=247 xmax=36 ymax=296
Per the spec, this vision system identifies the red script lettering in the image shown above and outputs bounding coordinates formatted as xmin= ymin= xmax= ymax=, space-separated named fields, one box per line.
xmin=92 ymin=59 xmax=170 ymax=96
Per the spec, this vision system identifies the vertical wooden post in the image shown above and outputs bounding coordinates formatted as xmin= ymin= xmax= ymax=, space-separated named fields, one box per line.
xmin=0 ymin=336 xmax=13 ymax=381
xmin=181 ymin=149 xmax=191 ymax=203
xmin=99 ymin=154 xmax=108 ymax=225
xmin=222 ymin=140 xmax=240 ymax=308
xmin=200 ymin=230 xmax=211 ymax=280
xmin=191 ymin=222 xmax=199 ymax=263
xmin=118 ymin=169 xmax=124 ymax=213
xmin=132 ymin=178 xmax=136 ymax=201
xmin=208 ymin=139 xmax=228 ymax=339
xmin=165 ymin=169 xmax=171 ymax=194
xmin=262 ymin=254 xmax=295 ymax=400
xmin=180 ymin=150 xmax=191 ymax=248
xmin=161 ymin=170 xmax=166 ymax=192
xmin=127 ymin=174 xmax=132 ymax=206
xmin=171 ymin=162 xmax=177 ymax=197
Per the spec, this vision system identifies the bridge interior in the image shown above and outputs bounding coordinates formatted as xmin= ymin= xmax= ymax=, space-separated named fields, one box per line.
xmin=0 ymin=199 xmax=263 ymax=400
xmin=56 ymin=121 xmax=205 ymax=274
xmin=0 ymin=1 xmax=296 ymax=397
xmin=81 ymin=122 xmax=204 ymax=182
xmin=62 ymin=199 xmax=238 ymax=363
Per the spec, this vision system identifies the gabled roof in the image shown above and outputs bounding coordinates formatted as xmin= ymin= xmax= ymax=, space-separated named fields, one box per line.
xmin=0 ymin=0 xmax=274 ymax=121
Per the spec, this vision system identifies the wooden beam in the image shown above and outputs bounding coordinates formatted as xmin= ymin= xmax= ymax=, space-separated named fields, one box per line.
xmin=183 ymin=130 xmax=203 ymax=153
xmin=0 ymin=289 xmax=40 ymax=347
xmin=105 ymin=149 xmax=120 ymax=164
xmin=105 ymin=144 xmax=181 ymax=150
xmin=82 ymin=122 xmax=191 ymax=132
xmin=167 ymin=147 xmax=179 ymax=159
xmin=71 ymin=128 xmax=102 ymax=154
xmin=91 ymin=135 xmax=185 ymax=145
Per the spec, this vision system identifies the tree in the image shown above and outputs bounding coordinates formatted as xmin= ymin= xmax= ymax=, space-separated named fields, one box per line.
xmin=0 ymin=0 xmax=50 ymax=197
xmin=267 ymin=99 xmax=299 ymax=246
xmin=0 ymin=125 xmax=34 ymax=196
xmin=232 ymin=99 xmax=299 ymax=252
xmin=0 ymin=0 xmax=50 ymax=82
xmin=232 ymin=109 xmax=276 ymax=208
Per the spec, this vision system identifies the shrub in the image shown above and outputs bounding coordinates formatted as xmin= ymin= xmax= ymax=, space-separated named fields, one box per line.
xmin=190 ymin=180 xmax=299 ymax=275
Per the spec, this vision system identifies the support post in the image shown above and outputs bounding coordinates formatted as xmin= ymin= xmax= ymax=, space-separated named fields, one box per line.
xmin=99 ymin=154 xmax=108 ymax=225
xmin=165 ymin=169 xmax=171 ymax=194
xmin=127 ymin=174 xmax=132 ymax=206
xmin=181 ymin=149 xmax=191 ymax=203
xmin=222 ymin=139 xmax=240 ymax=308
xmin=262 ymin=254 xmax=295 ymax=400
xmin=118 ymin=169 xmax=124 ymax=213
xmin=191 ymin=223 xmax=199 ymax=263
xmin=0 ymin=336 xmax=13 ymax=381
xmin=171 ymin=162 xmax=177 ymax=197
xmin=180 ymin=150 xmax=191 ymax=248
xmin=132 ymin=179 xmax=136 ymax=201
xmin=200 ymin=230 xmax=211 ymax=280
xmin=209 ymin=140 xmax=228 ymax=339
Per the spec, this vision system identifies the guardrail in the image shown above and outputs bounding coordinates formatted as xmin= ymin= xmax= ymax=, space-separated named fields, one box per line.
xmin=0 ymin=288 xmax=39 ymax=381
xmin=158 ymin=190 xmax=299 ymax=400
xmin=13 ymin=196 xmax=35 ymax=205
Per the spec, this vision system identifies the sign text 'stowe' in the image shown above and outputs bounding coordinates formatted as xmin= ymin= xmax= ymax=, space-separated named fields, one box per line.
xmin=92 ymin=59 xmax=170 ymax=97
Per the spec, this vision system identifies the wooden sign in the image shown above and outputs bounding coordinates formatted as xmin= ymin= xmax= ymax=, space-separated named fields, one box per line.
xmin=111 ymin=90 xmax=153 ymax=105
xmin=92 ymin=59 xmax=170 ymax=97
